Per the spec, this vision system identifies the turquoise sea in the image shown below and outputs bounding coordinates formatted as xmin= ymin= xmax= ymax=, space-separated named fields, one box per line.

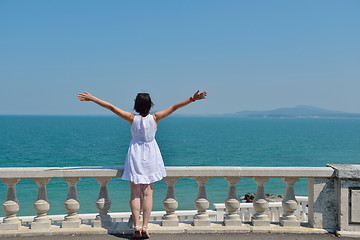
xmin=0 ymin=116 xmax=359 ymax=217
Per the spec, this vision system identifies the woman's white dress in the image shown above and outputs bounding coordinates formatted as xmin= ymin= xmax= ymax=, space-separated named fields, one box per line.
xmin=122 ymin=114 xmax=166 ymax=184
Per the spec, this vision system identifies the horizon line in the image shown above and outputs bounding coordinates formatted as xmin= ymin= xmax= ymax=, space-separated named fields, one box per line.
xmin=1 ymin=105 xmax=360 ymax=117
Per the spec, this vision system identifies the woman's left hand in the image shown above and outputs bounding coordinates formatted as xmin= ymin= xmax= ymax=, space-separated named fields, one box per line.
xmin=78 ymin=91 xmax=94 ymax=101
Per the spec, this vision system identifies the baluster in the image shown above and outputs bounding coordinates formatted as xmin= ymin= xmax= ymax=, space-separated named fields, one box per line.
xmin=252 ymin=177 xmax=270 ymax=226
xmin=224 ymin=177 xmax=241 ymax=226
xmin=93 ymin=177 xmax=112 ymax=228
xmin=162 ymin=177 xmax=179 ymax=226
xmin=246 ymin=209 xmax=250 ymax=221
xmin=295 ymin=201 xmax=301 ymax=221
xmin=62 ymin=177 xmax=81 ymax=228
xmin=0 ymin=179 xmax=21 ymax=230
xmin=214 ymin=204 xmax=225 ymax=222
xmin=240 ymin=209 xmax=245 ymax=222
xmin=301 ymin=202 xmax=307 ymax=222
xmin=278 ymin=207 xmax=283 ymax=218
xmin=31 ymin=178 xmax=51 ymax=229
xmin=270 ymin=207 xmax=276 ymax=222
xmin=280 ymin=177 xmax=300 ymax=227
xmin=193 ymin=177 xmax=211 ymax=226
xmin=250 ymin=208 xmax=254 ymax=220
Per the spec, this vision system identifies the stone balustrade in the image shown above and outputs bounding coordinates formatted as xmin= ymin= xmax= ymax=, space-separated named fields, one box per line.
xmin=214 ymin=196 xmax=308 ymax=223
xmin=0 ymin=165 xmax=359 ymax=237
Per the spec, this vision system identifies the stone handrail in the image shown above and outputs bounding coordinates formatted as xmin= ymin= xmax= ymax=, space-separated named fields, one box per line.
xmin=0 ymin=166 xmax=334 ymax=178
xmin=0 ymin=165 xmax=359 ymax=237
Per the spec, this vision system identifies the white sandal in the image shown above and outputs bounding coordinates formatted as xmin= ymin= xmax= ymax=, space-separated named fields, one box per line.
xmin=133 ymin=225 xmax=141 ymax=239
xmin=141 ymin=225 xmax=150 ymax=239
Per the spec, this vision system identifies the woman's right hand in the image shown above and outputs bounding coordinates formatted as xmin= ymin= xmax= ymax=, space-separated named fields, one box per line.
xmin=193 ymin=90 xmax=207 ymax=101
xmin=78 ymin=91 xmax=94 ymax=101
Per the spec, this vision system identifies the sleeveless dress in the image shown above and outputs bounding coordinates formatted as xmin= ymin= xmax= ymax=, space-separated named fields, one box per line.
xmin=122 ymin=114 xmax=167 ymax=184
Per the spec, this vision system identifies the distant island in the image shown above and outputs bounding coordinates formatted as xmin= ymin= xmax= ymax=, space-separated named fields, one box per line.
xmin=226 ymin=106 xmax=360 ymax=118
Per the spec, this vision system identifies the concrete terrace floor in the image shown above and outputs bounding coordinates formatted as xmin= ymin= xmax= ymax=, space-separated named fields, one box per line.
xmin=0 ymin=233 xmax=354 ymax=240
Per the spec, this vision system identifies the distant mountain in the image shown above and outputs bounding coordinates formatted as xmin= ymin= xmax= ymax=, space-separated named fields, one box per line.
xmin=228 ymin=106 xmax=360 ymax=118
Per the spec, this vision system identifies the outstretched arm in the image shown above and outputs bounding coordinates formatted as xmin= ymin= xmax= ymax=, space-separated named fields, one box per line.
xmin=153 ymin=90 xmax=207 ymax=124
xmin=78 ymin=92 xmax=134 ymax=124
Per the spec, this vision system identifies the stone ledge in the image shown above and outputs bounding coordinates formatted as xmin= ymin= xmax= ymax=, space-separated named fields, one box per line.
xmin=0 ymin=222 xmax=345 ymax=237
xmin=0 ymin=225 xmax=107 ymax=237
xmin=108 ymin=222 xmax=331 ymax=235
xmin=337 ymin=230 xmax=360 ymax=238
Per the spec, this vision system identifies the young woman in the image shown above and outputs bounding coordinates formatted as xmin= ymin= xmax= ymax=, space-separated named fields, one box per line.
xmin=78 ymin=90 xmax=207 ymax=238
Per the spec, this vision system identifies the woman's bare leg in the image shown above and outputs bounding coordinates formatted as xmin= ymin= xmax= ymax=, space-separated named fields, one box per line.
xmin=141 ymin=183 xmax=154 ymax=228
xmin=130 ymin=182 xmax=142 ymax=228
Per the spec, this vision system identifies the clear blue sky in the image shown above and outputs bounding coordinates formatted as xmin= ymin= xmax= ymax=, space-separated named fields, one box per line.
xmin=1 ymin=0 xmax=359 ymax=115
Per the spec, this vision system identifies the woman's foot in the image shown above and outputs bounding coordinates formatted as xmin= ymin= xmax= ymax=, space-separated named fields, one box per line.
xmin=141 ymin=226 xmax=150 ymax=239
xmin=133 ymin=226 xmax=141 ymax=239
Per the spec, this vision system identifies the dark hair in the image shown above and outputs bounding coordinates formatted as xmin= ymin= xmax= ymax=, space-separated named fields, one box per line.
xmin=134 ymin=93 xmax=154 ymax=117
